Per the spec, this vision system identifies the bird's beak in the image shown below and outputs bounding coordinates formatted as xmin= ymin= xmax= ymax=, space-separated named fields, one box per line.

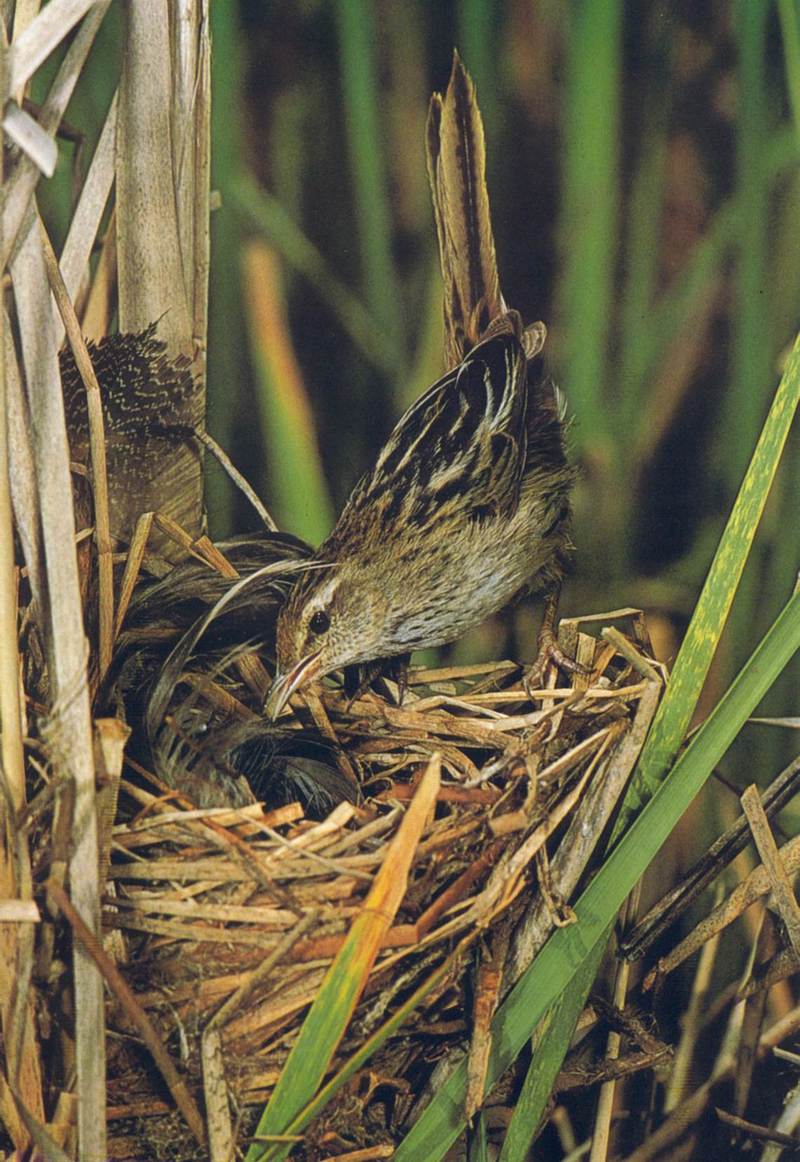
xmin=265 ymin=650 xmax=323 ymax=719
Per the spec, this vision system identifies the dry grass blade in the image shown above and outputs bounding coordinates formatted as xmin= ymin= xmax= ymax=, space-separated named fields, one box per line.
xmin=89 ymin=622 xmax=653 ymax=1156
xmin=741 ymin=784 xmax=800 ymax=960
xmin=194 ymin=428 xmax=278 ymax=528
xmin=58 ymin=89 xmax=118 ymax=324
xmin=4 ymin=325 xmax=45 ymax=614
xmin=0 ymin=341 xmax=26 ymax=823
xmin=7 ymin=0 xmax=99 ymax=94
xmin=622 ymin=754 xmax=800 ymax=962
xmin=509 ymin=670 xmax=661 ymax=982
xmin=2 ymin=2 xmax=111 ymax=267
xmin=113 ymin=511 xmax=155 ymax=639
xmin=94 ymin=717 xmax=130 ymax=884
xmin=466 ymin=926 xmax=509 ymax=1121
xmin=643 ymin=832 xmax=800 ymax=989
xmin=2 ymin=100 xmax=57 ymax=175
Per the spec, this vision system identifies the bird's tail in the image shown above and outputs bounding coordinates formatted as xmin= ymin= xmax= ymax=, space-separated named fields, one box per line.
xmin=426 ymin=51 xmax=507 ymax=368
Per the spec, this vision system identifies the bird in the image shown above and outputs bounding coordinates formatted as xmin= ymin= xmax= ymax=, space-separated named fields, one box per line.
xmin=266 ymin=53 xmax=577 ymax=720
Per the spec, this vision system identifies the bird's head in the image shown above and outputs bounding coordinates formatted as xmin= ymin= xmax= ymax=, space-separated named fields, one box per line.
xmin=265 ymin=563 xmax=389 ymax=718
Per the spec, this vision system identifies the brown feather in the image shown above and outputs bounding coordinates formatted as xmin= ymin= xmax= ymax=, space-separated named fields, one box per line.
xmin=426 ymin=51 xmax=505 ymax=367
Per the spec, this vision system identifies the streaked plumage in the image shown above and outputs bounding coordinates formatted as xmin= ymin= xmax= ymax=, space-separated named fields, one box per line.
xmin=267 ymin=54 xmax=576 ymax=718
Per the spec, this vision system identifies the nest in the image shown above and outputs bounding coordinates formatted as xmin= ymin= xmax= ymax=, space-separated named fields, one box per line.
xmin=91 ymin=545 xmax=662 ymax=1160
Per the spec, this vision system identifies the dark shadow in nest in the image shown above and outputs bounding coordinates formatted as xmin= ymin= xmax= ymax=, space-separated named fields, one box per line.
xmin=103 ymin=533 xmax=400 ymax=818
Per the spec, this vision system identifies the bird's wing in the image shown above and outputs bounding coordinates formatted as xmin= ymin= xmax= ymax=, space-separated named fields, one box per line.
xmin=363 ymin=330 xmax=529 ymax=527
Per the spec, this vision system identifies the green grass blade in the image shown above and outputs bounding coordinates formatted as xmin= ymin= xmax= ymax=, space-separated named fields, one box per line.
xmin=276 ymin=955 xmax=457 ymax=1149
xmin=628 ymin=327 xmax=800 ymax=810
xmin=206 ymin=0 xmax=248 ymax=534
xmin=556 ymin=0 xmax=622 ymax=457
xmin=394 ymin=586 xmax=800 ymax=1161
xmin=334 ymin=0 xmax=405 ymax=380
xmin=779 ymin=0 xmax=800 ymax=144
xmin=496 ymin=317 xmax=800 ymax=1149
xmin=245 ymin=762 xmax=440 ymax=1161
xmin=231 ymin=174 xmax=395 ymax=378
xmin=618 ymin=62 xmax=671 ymax=444
xmin=497 ymin=939 xmax=604 ymax=1162
xmin=467 ymin=1111 xmax=489 ymax=1162
xmin=717 ymin=3 xmax=773 ymax=491
xmin=242 ymin=243 xmax=333 ymax=545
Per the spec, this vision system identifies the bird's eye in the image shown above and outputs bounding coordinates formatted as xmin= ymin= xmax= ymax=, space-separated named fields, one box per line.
xmin=309 ymin=609 xmax=330 ymax=635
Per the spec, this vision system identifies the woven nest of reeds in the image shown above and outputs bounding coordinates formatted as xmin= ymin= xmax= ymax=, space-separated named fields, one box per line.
xmin=93 ymin=552 xmax=662 ymax=1160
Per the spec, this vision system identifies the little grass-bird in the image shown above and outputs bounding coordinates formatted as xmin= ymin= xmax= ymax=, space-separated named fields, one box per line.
xmin=266 ymin=53 xmax=576 ymax=719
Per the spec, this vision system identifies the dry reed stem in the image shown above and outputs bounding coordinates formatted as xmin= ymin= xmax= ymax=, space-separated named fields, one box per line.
xmin=116 ymin=3 xmax=206 ymax=550
xmin=588 ymin=888 xmax=640 ymax=1162
xmin=733 ymin=914 xmax=774 ymax=1119
xmin=201 ymin=1026 xmax=232 ymax=1162
xmin=624 ymin=1005 xmax=800 ymax=1162
xmin=191 ymin=11 xmax=211 ymax=367
xmin=5 ymin=16 xmax=120 ymax=1146
xmin=117 ymin=3 xmax=191 ymax=349
xmin=664 ymin=883 xmax=725 ymax=1112
xmin=715 ymin=1107 xmax=800 ymax=1152
xmin=39 ymin=218 xmax=115 ymax=680
xmin=0 ymin=45 xmax=42 ymax=1129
